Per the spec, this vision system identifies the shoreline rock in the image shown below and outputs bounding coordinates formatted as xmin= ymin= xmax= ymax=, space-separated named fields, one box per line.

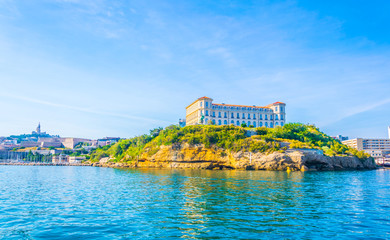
xmin=91 ymin=144 xmax=377 ymax=171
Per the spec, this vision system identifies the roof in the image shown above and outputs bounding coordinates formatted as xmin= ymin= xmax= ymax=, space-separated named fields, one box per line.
xmin=265 ymin=102 xmax=286 ymax=108
xmin=186 ymin=96 xmax=213 ymax=109
xmin=198 ymin=96 xmax=213 ymax=100
xmin=212 ymin=103 xmax=269 ymax=109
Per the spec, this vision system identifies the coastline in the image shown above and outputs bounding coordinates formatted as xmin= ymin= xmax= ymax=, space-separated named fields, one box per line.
xmin=0 ymin=162 xmax=91 ymax=167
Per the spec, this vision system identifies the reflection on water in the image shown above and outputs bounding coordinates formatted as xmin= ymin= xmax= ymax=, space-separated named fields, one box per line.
xmin=0 ymin=166 xmax=390 ymax=239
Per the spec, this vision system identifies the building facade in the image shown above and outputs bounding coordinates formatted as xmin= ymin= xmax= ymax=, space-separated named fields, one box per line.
xmin=185 ymin=97 xmax=286 ymax=127
xmin=342 ymin=138 xmax=390 ymax=159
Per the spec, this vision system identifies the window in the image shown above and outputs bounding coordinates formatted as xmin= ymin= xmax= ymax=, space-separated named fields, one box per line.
xmin=281 ymin=122 xmax=284 ymax=126
xmin=259 ymin=114 xmax=262 ymax=120
xmin=212 ymin=112 xmax=215 ymax=117
xmin=275 ymin=107 xmax=278 ymax=111
xmin=218 ymin=120 xmax=221 ymax=125
xmin=206 ymin=102 xmax=209 ymax=107
xmin=218 ymin=112 xmax=221 ymax=118
xmin=224 ymin=112 xmax=227 ymax=118
xmin=237 ymin=113 xmax=240 ymax=119
xmin=231 ymin=120 xmax=234 ymax=124
xmin=270 ymin=115 xmax=273 ymax=120
xmin=212 ymin=119 xmax=215 ymax=124
xmin=281 ymin=115 xmax=284 ymax=120
xmin=248 ymin=114 xmax=251 ymax=119
xmin=224 ymin=120 xmax=227 ymax=124
xmin=265 ymin=122 xmax=268 ymax=127
xmin=265 ymin=115 xmax=268 ymax=120
xmin=260 ymin=122 xmax=263 ymax=127
xmin=254 ymin=122 xmax=256 ymax=127
xmin=231 ymin=113 xmax=234 ymax=118
xmin=280 ymin=107 xmax=283 ymax=112
xmin=275 ymin=115 xmax=278 ymax=120
xmin=205 ymin=118 xmax=208 ymax=123
xmin=242 ymin=113 xmax=245 ymax=119
xmin=236 ymin=121 xmax=240 ymax=126
xmin=270 ymin=122 xmax=274 ymax=128
xmin=247 ymin=121 xmax=251 ymax=126
xmin=205 ymin=110 xmax=209 ymax=116
xmin=200 ymin=102 xmax=202 ymax=107
xmin=253 ymin=114 xmax=256 ymax=119
xmin=275 ymin=122 xmax=279 ymax=126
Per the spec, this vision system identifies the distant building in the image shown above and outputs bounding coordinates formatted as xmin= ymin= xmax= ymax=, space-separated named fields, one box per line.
xmin=32 ymin=123 xmax=47 ymax=136
xmin=96 ymin=137 xmax=120 ymax=147
xmin=68 ymin=156 xmax=86 ymax=164
xmin=60 ymin=138 xmax=93 ymax=149
xmin=52 ymin=155 xmax=68 ymax=164
xmin=343 ymin=137 xmax=390 ymax=161
xmin=333 ymin=135 xmax=349 ymax=141
xmin=388 ymin=126 xmax=390 ymax=139
xmin=186 ymin=96 xmax=286 ymax=127
xmin=38 ymin=137 xmax=63 ymax=148
xmin=179 ymin=119 xmax=186 ymax=127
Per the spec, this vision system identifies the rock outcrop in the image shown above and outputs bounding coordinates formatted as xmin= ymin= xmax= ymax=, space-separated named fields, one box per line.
xmin=92 ymin=143 xmax=377 ymax=171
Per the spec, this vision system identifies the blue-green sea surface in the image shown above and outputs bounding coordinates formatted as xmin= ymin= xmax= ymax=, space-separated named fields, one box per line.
xmin=0 ymin=166 xmax=389 ymax=239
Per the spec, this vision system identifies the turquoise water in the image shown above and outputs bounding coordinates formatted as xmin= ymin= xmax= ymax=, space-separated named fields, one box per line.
xmin=0 ymin=166 xmax=389 ymax=239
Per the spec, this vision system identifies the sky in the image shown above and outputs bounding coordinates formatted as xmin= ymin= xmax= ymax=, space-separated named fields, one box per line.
xmin=0 ymin=0 xmax=389 ymax=139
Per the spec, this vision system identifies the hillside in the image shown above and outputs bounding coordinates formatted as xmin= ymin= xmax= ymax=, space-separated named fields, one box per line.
xmin=88 ymin=123 xmax=374 ymax=170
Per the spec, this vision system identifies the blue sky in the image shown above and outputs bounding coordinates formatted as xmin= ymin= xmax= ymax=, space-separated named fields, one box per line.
xmin=0 ymin=0 xmax=389 ymax=139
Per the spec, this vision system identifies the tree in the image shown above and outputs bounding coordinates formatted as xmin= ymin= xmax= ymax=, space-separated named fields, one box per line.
xmin=241 ymin=123 xmax=247 ymax=128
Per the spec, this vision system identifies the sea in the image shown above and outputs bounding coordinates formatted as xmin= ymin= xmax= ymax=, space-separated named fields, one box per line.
xmin=0 ymin=166 xmax=389 ymax=239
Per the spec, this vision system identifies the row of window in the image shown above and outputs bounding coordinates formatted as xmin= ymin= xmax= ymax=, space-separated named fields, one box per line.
xmin=203 ymin=110 xmax=284 ymax=120
xmin=200 ymin=102 xmax=276 ymax=112
xmin=204 ymin=119 xmax=284 ymax=128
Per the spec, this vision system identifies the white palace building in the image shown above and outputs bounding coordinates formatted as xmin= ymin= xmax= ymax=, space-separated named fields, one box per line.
xmin=185 ymin=97 xmax=286 ymax=128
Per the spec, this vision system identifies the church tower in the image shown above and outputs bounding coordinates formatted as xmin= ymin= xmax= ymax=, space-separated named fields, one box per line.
xmin=36 ymin=123 xmax=41 ymax=135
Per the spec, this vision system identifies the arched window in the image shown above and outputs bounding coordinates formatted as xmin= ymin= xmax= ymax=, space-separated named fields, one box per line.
xmin=281 ymin=122 xmax=284 ymax=126
xmin=275 ymin=115 xmax=278 ymax=120
xmin=270 ymin=122 xmax=273 ymax=128
xmin=248 ymin=114 xmax=251 ymax=119
xmin=231 ymin=113 xmax=234 ymax=118
xmin=206 ymin=102 xmax=209 ymax=107
xmin=253 ymin=114 xmax=256 ymax=119
xmin=218 ymin=112 xmax=221 ymax=118
xmin=236 ymin=121 xmax=240 ymax=126
xmin=231 ymin=120 xmax=234 ymax=124
xmin=275 ymin=122 xmax=279 ymax=126
xmin=212 ymin=112 xmax=215 ymax=117
xmin=265 ymin=122 xmax=268 ymax=127
xmin=218 ymin=120 xmax=221 ymax=125
xmin=259 ymin=114 xmax=262 ymax=120
xmin=242 ymin=113 xmax=245 ymax=119
xmin=205 ymin=110 xmax=209 ymax=116
xmin=260 ymin=122 xmax=263 ymax=127
xmin=237 ymin=113 xmax=240 ymax=119
xmin=265 ymin=115 xmax=268 ymax=120
xmin=281 ymin=115 xmax=284 ymax=120
xmin=224 ymin=112 xmax=227 ymax=118
xmin=254 ymin=122 xmax=256 ymax=127
xmin=224 ymin=120 xmax=227 ymax=125
xmin=212 ymin=119 xmax=215 ymax=124
xmin=247 ymin=121 xmax=251 ymax=126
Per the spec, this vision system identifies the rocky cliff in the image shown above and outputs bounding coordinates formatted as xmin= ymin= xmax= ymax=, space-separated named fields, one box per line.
xmin=92 ymin=143 xmax=376 ymax=171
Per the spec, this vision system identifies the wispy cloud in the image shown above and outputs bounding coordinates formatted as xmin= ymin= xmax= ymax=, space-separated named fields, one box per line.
xmin=0 ymin=93 xmax=171 ymax=124
xmin=321 ymin=98 xmax=390 ymax=127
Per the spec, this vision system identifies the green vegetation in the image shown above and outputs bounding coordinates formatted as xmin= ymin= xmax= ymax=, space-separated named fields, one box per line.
xmin=89 ymin=123 xmax=371 ymax=163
